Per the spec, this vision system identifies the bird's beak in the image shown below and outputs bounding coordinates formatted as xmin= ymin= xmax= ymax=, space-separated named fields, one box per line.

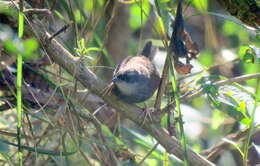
xmin=101 ymin=82 xmax=115 ymax=96
xmin=112 ymin=77 xmax=119 ymax=83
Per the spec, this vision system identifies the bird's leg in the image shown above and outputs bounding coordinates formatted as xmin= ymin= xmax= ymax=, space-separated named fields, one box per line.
xmin=140 ymin=103 xmax=153 ymax=126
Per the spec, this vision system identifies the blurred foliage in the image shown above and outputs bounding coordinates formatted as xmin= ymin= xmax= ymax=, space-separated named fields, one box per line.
xmin=129 ymin=0 xmax=150 ymax=30
xmin=0 ymin=0 xmax=260 ymax=166
xmin=0 ymin=24 xmax=39 ymax=60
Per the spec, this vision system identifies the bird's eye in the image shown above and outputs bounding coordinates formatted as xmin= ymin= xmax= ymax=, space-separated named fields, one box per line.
xmin=118 ymin=74 xmax=128 ymax=81
xmin=117 ymin=72 xmax=137 ymax=82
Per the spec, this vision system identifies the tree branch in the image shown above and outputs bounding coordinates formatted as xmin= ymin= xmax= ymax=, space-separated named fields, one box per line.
xmin=1 ymin=1 xmax=214 ymax=165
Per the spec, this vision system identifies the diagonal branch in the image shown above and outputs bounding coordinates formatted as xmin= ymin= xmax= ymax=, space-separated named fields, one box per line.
xmin=1 ymin=1 xmax=214 ymax=165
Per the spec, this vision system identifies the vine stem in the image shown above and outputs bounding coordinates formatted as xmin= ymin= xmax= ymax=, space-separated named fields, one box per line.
xmin=243 ymin=78 xmax=260 ymax=165
xmin=17 ymin=0 xmax=24 ymax=165
xmin=169 ymin=56 xmax=189 ymax=166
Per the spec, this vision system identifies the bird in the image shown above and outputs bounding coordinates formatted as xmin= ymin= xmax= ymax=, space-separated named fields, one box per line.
xmin=103 ymin=41 xmax=160 ymax=104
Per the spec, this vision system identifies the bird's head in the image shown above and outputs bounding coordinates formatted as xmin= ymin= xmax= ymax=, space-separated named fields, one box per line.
xmin=112 ymin=71 xmax=140 ymax=96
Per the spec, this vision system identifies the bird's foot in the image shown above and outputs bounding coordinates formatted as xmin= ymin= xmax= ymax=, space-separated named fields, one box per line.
xmin=140 ymin=104 xmax=154 ymax=126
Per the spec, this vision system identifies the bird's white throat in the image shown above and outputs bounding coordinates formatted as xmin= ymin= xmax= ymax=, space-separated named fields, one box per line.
xmin=115 ymin=81 xmax=138 ymax=95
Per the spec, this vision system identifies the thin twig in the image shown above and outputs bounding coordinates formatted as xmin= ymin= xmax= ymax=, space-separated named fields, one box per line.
xmin=138 ymin=142 xmax=160 ymax=165
xmin=24 ymin=8 xmax=51 ymax=15
xmin=154 ymin=57 xmax=169 ymax=110
xmin=1 ymin=1 xmax=215 ymax=165
xmin=48 ymin=21 xmax=73 ymax=41
xmin=200 ymin=128 xmax=250 ymax=161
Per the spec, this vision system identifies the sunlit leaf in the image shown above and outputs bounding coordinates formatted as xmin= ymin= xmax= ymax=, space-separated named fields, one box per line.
xmin=119 ymin=0 xmax=139 ymax=4
xmin=198 ymin=50 xmax=213 ymax=66
xmin=4 ymin=40 xmax=19 ymax=54
xmin=85 ymin=47 xmax=101 ymax=53
xmin=239 ymin=45 xmax=259 ymax=64
xmin=160 ymin=113 xmax=168 ymax=129
xmin=211 ymin=110 xmax=225 ymax=130
xmin=192 ymin=0 xmax=208 ymax=11
xmin=74 ymin=9 xmax=81 ymax=23
xmin=23 ymin=38 xmax=38 ymax=52
xmin=0 ymin=4 xmax=16 ymax=16
xmin=22 ymin=38 xmax=39 ymax=59
xmin=155 ymin=16 xmax=167 ymax=37
xmin=129 ymin=0 xmax=151 ymax=30
xmin=222 ymin=21 xmax=250 ymax=41
xmin=97 ymin=0 xmax=105 ymax=6
xmin=101 ymin=124 xmax=124 ymax=146
xmin=163 ymin=151 xmax=169 ymax=166
xmin=209 ymin=94 xmax=247 ymax=122
xmin=222 ymin=138 xmax=244 ymax=158
xmin=84 ymin=0 xmax=93 ymax=12
xmin=243 ymin=51 xmax=255 ymax=63
xmin=223 ymin=21 xmax=237 ymax=36
xmin=54 ymin=10 xmax=65 ymax=20
xmin=206 ymin=85 xmax=253 ymax=125
xmin=152 ymin=0 xmax=169 ymax=36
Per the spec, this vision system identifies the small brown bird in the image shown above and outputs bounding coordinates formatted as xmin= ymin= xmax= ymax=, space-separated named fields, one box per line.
xmin=103 ymin=41 xmax=160 ymax=104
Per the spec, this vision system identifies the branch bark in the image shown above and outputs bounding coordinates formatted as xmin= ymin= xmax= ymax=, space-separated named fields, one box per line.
xmin=1 ymin=1 xmax=214 ymax=165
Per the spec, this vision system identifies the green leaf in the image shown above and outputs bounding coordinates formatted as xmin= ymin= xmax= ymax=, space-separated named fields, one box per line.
xmin=211 ymin=111 xmax=225 ymax=130
xmin=0 ymin=4 xmax=16 ymax=16
xmin=201 ymin=84 xmax=219 ymax=96
xmin=222 ymin=21 xmax=237 ymax=36
xmin=192 ymin=0 xmax=208 ymax=11
xmin=152 ymin=0 xmax=170 ymax=36
xmin=85 ymin=47 xmax=101 ymax=53
xmin=207 ymin=85 xmax=252 ymax=125
xmin=101 ymin=124 xmax=124 ymax=146
xmin=160 ymin=113 xmax=168 ymax=129
xmin=198 ymin=50 xmax=214 ymax=66
xmin=4 ymin=39 xmax=19 ymax=54
xmin=54 ymin=10 xmax=65 ymax=20
xmin=163 ymin=151 xmax=169 ymax=166
xmin=74 ymin=9 xmax=81 ymax=23
xmin=209 ymin=95 xmax=246 ymax=121
xmin=22 ymin=38 xmax=39 ymax=59
xmin=239 ymin=45 xmax=259 ymax=64
xmin=129 ymin=0 xmax=151 ymax=30
xmin=23 ymin=38 xmax=38 ymax=52
xmin=84 ymin=0 xmax=93 ymax=12
xmin=243 ymin=51 xmax=255 ymax=63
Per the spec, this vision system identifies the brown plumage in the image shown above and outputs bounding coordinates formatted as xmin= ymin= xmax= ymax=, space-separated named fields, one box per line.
xmin=103 ymin=41 xmax=160 ymax=103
